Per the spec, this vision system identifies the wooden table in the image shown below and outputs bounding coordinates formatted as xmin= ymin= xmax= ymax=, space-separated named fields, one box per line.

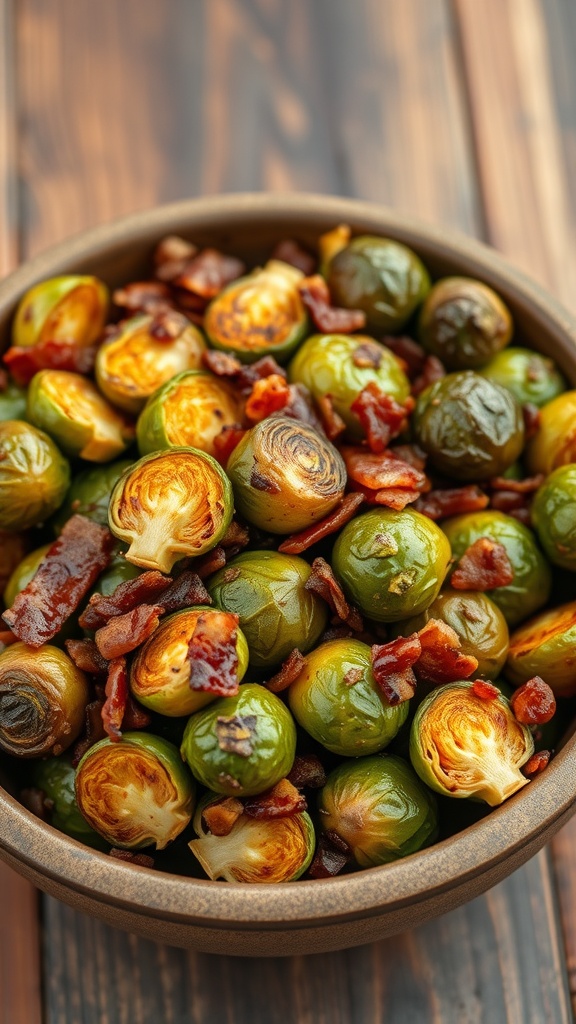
xmin=1 ymin=1 xmax=576 ymax=1020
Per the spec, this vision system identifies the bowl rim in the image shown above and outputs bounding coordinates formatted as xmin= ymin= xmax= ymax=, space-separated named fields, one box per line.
xmin=1 ymin=191 xmax=576 ymax=929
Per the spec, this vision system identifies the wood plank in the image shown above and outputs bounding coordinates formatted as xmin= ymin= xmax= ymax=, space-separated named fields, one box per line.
xmin=0 ymin=0 xmax=18 ymax=275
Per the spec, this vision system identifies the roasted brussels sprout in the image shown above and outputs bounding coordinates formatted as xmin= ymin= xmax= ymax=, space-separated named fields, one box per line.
xmin=204 ymin=260 xmax=308 ymax=364
xmin=413 ymin=372 xmax=524 ymax=480
xmin=317 ymin=755 xmax=438 ymax=868
xmin=75 ymin=732 xmax=195 ymax=849
xmin=137 ymin=370 xmax=243 ymax=458
xmin=288 ymin=638 xmax=409 ymax=756
xmin=479 ymin=347 xmax=566 ymax=407
xmin=531 ymin=465 xmax=576 ymax=571
xmin=130 ymin=607 xmax=249 ymax=717
xmin=288 ymin=333 xmax=410 ymax=440
xmin=442 ymin=510 xmax=552 ymax=627
xmin=12 ymin=275 xmax=108 ymax=351
xmin=409 ymin=681 xmax=534 ymax=805
xmin=0 ymin=643 xmax=88 ymax=758
xmin=3 ymin=543 xmax=50 ymax=608
xmin=0 ymin=420 xmax=70 ymax=531
xmin=505 ymin=600 xmax=576 ymax=696
xmin=207 ymin=551 xmax=328 ymax=669
xmin=0 ymin=530 xmax=28 ymax=601
xmin=226 ymin=417 xmax=346 ymax=534
xmin=327 ymin=236 xmax=431 ymax=333
xmin=109 ymin=448 xmax=233 ymax=573
xmin=52 ymin=459 xmax=133 ymax=534
xmin=417 ymin=277 xmax=512 ymax=370
xmin=31 ymin=755 xmax=107 ymax=849
xmin=189 ymin=792 xmax=315 ymax=882
xmin=95 ymin=313 xmax=206 ymax=414
xmin=332 ymin=507 xmax=451 ymax=622
xmin=0 ymin=379 xmax=27 ymax=422
xmin=27 ymin=370 xmax=135 ymax=462
xmin=526 ymin=390 xmax=576 ymax=474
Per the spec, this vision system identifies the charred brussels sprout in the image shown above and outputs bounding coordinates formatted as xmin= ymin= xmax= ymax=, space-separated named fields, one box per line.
xmin=3 ymin=543 xmax=50 ymax=608
xmin=207 ymin=551 xmax=328 ymax=669
xmin=332 ymin=507 xmax=451 ymax=623
xmin=52 ymin=459 xmax=133 ymax=534
xmin=137 ymin=370 xmax=243 ymax=458
xmin=0 ymin=531 xmax=28 ymax=602
xmin=413 ymin=372 xmax=524 ymax=481
xmin=532 ymin=465 xmax=576 ymax=571
xmin=0 ymin=420 xmax=70 ymax=531
xmin=288 ymin=333 xmax=410 ymax=440
xmin=0 ymin=643 xmax=88 ymax=758
xmin=288 ymin=639 xmax=409 ymax=756
xmin=181 ymin=684 xmax=297 ymax=797
xmin=189 ymin=793 xmax=315 ymax=883
xmin=479 ymin=347 xmax=566 ymax=407
xmin=204 ymin=260 xmax=308 ymax=364
xmin=109 ymin=448 xmax=233 ymax=573
xmin=417 ymin=277 xmax=512 ymax=370
xmin=95 ymin=313 xmax=206 ymax=414
xmin=12 ymin=275 xmax=108 ymax=351
xmin=410 ymin=681 xmax=533 ymax=805
xmin=130 ymin=607 xmax=249 ymax=717
xmin=318 ymin=755 xmax=438 ymax=868
xmin=327 ymin=236 xmax=430 ymax=333
xmin=442 ymin=510 xmax=551 ymax=627
xmin=31 ymin=755 xmax=107 ymax=849
xmin=75 ymin=732 xmax=195 ymax=849
xmin=227 ymin=418 xmax=346 ymax=534
xmin=27 ymin=370 xmax=134 ymax=462
xmin=505 ymin=600 xmax=576 ymax=696
xmin=526 ymin=391 xmax=576 ymax=474
xmin=0 ymin=379 xmax=27 ymax=422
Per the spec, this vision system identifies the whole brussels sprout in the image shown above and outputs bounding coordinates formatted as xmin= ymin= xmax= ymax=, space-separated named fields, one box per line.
xmin=31 ymin=755 xmax=107 ymax=849
xmin=12 ymin=274 xmax=109 ymax=351
xmin=0 ymin=379 xmax=28 ymax=422
xmin=137 ymin=370 xmax=243 ymax=458
xmin=317 ymin=754 xmax=438 ymax=868
xmin=327 ymin=236 xmax=431 ymax=333
xmin=505 ymin=600 xmax=576 ymax=697
xmin=479 ymin=347 xmax=566 ymax=407
xmin=3 ymin=543 xmax=50 ymax=608
xmin=417 ymin=277 xmax=512 ymax=370
xmin=0 ymin=420 xmax=70 ymax=531
xmin=531 ymin=464 xmax=576 ymax=571
xmin=526 ymin=390 xmax=576 ymax=474
xmin=52 ymin=459 xmax=133 ymax=534
xmin=180 ymin=684 xmax=297 ymax=797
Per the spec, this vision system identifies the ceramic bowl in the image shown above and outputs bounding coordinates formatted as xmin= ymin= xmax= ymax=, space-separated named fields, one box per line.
xmin=1 ymin=193 xmax=575 ymax=956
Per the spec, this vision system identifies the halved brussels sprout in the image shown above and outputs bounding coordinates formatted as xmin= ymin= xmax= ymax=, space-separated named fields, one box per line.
xmin=108 ymin=448 xmax=233 ymax=573
xmin=288 ymin=333 xmax=410 ymax=440
xmin=531 ymin=464 xmax=576 ymax=571
xmin=226 ymin=417 xmax=347 ymax=534
xmin=479 ymin=347 xmax=566 ymax=407
xmin=189 ymin=792 xmax=315 ymax=882
xmin=526 ymin=390 xmax=576 ymax=474
xmin=204 ymin=260 xmax=308 ymax=364
xmin=31 ymin=755 xmax=108 ymax=849
xmin=0 ymin=531 xmax=28 ymax=602
xmin=409 ymin=681 xmax=533 ymax=805
xmin=75 ymin=732 xmax=195 ymax=849
xmin=95 ymin=313 xmax=206 ymax=414
xmin=505 ymin=600 xmax=576 ymax=696
xmin=52 ymin=459 xmax=133 ymax=534
xmin=130 ymin=607 xmax=249 ymax=716
xmin=288 ymin=638 xmax=409 ymax=756
xmin=180 ymin=683 xmax=297 ymax=797
xmin=0 ymin=643 xmax=88 ymax=758
xmin=136 ymin=370 xmax=243 ymax=458
xmin=417 ymin=277 xmax=513 ymax=370
xmin=27 ymin=370 xmax=135 ymax=462
xmin=0 ymin=379 xmax=28 ymax=422
xmin=0 ymin=420 xmax=70 ymax=531
xmin=318 ymin=754 xmax=438 ymax=868
xmin=12 ymin=275 xmax=109 ymax=351
xmin=3 ymin=543 xmax=50 ymax=608
xmin=207 ymin=550 xmax=328 ymax=669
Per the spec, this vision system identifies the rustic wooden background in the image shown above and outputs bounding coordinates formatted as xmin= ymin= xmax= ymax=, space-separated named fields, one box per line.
xmin=1 ymin=1 xmax=576 ymax=1021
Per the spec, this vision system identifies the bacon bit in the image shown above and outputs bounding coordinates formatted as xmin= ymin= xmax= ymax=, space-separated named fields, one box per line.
xmin=266 ymin=648 xmax=307 ymax=693
xmin=159 ymin=571 xmax=212 ymax=613
xmin=192 ymin=546 xmax=228 ymax=579
xmin=215 ymin=714 xmax=257 ymax=757
xmin=451 ymin=537 xmax=514 ymax=590
xmin=489 ymin=490 xmax=531 ymax=520
xmin=149 ymin=308 xmax=191 ymax=342
xmin=213 ymin=424 xmax=248 ymax=465
xmin=271 ymin=239 xmax=316 ymax=276
xmin=415 ymin=485 xmax=489 ymax=521
xmin=298 ymin=274 xmax=366 ymax=333
xmin=357 ymin=485 xmax=420 ymax=511
xmin=278 ymin=493 xmax=364 ymax=555
xmin=3 ymin=516 xmax=113 ymax=647
xmin=471 ymin=679 xmax=501 ymax=700
xmin=279 ymin=383 xmax=326 ymax=434
xmin=79 ymin=570 xmax=171 ymax=630
xmin=523 ymin=750 xmax=551 ymax=778
xmin=412 ymin=355 xmax=445 ymax=396
xmin=352 ymin=342 xmax=383 ymax=368
xmin=351 ymin=383 xmax=413 ymax=454
xmin=201 ymin=797 xmax=244 ymax=836
xmin=415 ymin=619 xmax=478 ymax=685
xmin=113 ymin=280 xmax=173 ymax=315
xmin=175 ymin=248 xmax=245 ymax=300
xmin=187 ymin=610 xmax=240 ymax=697
xmin=3 ymin=339 xmax=98 ymax=386
xmin=71 ymin=700 xmax=106 ymax=766
xmin=0 ymin=629 xmax=17 ymax=654
xmin=122 ymin=694 xmax=152 ymax=730
xmin=0 ymin=368 xmax=8 ymax=391
xmin=381 ymin=336 xmax=427 ymax=377
xmin=371 ymin=634 xmax=422 ymax=705
xmin=65 ymin=638 xmax=108 ymax=675
xmin=308 ymin=832 xmax=351 ymax=879
xmin=390 ymin=444 xmax=427 ymax=471
xmin=154 ymin=235 xmax=198 ymax=279
xmin=95 ymin=604 xmax=163 ymax=660
xmin=109 ymin=848 xmax=156 ymax=868
xmin=235 ymin=356 xmax=288 ymax=390
xmin=287 ymin=754 xmax=327 ymax=790
xmin=245 ymin=374 xmax=291 ymax=423
xmin=221 ymin=520 xmax=250 ymax=553
xmin=202 ymin=349 xmax=243 ymax=377
xmin=523 ymin=403 xmax=541 ymax=440
xmin=305 ymin=557 xmax=363 ymax=631
xmin=244 ymin=779 xmax=307 ymax=819
xmin=101 ymin=656 xmax=128 ymax=742
xmin=316 ymin=394 xmax=346 ymax=442
xmin=511 ymin=676 xmax=556 ymax=726
xmin=490 ymin=474 xmax=544 ymax=494
xmin=342 ymin=446 xmax=427 ymax=493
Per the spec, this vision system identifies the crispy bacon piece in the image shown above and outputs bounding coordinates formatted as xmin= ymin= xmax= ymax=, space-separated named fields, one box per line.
xmin=490 ymin=474 xmax=544 ymax=494
xmin=523 ymin=750 xmax=551 ymax=777
xmin=472 ymin=679 xmax=500 ymax=700
xmin=265 ymin=648 xmax=307 ymax=693
xmin=298 ymin=275 xmax=366 ymax=334
xmin=3 ymin=339 xmax=98 ymax=386
xmin=113 ymin=280 xmax=173 ymax=315
xmin=381 ymin=336 xmax=427 ymax=378
xmin=65 ymin=638 xmax=108 ymax=675
xmin=154 ymin=235 xmax=198 ymax=281
xmin=415 ymin=485 xmax=489 ymax=521
xmin=201 ymin=797 xmax=244 ymax=836
xmin=101 ymin=656 xmax=128 ymax=742
xmin=192 ymin=546 xmax=228 ymax=579
xmin=412 ymin=355 xmax=445 ymax=396
xmin=351 ymin=383 xmax=414 ymax=454
xmin=489 ymin=490 xmax=531 ymax=521
xmin=202 ymin=349 xmax=290 ymax=397
xmin=221 ymin=520 xmax=250 ymax=553
xmin=3 ymin=516 xmax=113 ymax=647
xmin=278 ymin=493 xmax=365 ymax=555
xmin=80 ymin=570 xmax=170 ymax=630
xmin=308 ymin=831 xmax=351 ymax=879
xmin=149 ymin=308 xmax=191 ymax=342
xmin=371 ymin=634 xmax=422 ymax=705
xmin=158 ymin=571 xmax=212 ymax=613
xmin=0 ymin=630 xmax=17 ymax=654
xmin=122 ymin=694 xmax=152 ymax=730
xmin=363 ymin=486 xmax=421 ymax=511
xmin=216 ymin=714 xmax=257 ymax=757
xmin=175 ymin=248 xmax=245 ymax=300
xmin=451 ymin=537 xmax=514 ymax=590
xmin=276 ymin=382 xmax=326 ymax=435
xmin=245 ymin=374 xmax=291 ymax=423
xmin=522 ymin=403 xmax=541 ymax=440
xmin=390 ymin=444 xmax=427 ymax=471
xmin=287 ymin=754 xmax=327 ymax=790
xmin=304 ymin=557 xmax=363 ymax=631
xmin=511 ymin=676 xmax=556 ymax=726
xmin=202 ymin=349 xmax=243 ymax=377
xmin=415 ymin=619 xmax=478 ymax=685
xmin=316 ymin=394 xmax=346 ymax=442
xmin=95 ymin=604 xmax=163 ymax=660
xmin=109 ymin=848 xmax=155 ymax=868
xmin=271 ymin=239 xmax=316 ymax=276
xmin=187 ymin=610 xmax=240 ymax=697
xmin=244 ymin=779 xmax=307 ymax=819
xmin=71 ymin=699 xmax=107 ymax=767
xmin=213 ymin=424 xmax=248 ymax=465
xmin=342 ymin=446 xmax=427 ymax=492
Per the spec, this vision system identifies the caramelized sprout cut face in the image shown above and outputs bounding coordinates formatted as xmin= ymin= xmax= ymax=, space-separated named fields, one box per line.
xmin=505 ymin=600 xmax=576 ymax=697
xmin=13 ymin=275 xmax=109 ymax=351
xmin=137 ymin=370 xmax=243 ymax=458
xmin=526 ymin=390 xmax=576 ymax=474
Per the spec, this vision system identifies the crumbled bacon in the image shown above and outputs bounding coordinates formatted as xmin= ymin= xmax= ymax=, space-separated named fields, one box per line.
xmin=95 ymin=604 xmax=163 ymax=660
xmin=472 ymin=679 xmax=500 ymax=700
xmin=202 ymin=349 xmax=243 ymax=377
xmin=489 ymin=490 xmax=531 ymax=520
xmin=381 ymin=336 xmax=427 ymax=378
xmin=451 ymin=537 xmax=514 ymax=590
xmin=308 ymin=831 xmax=351 ymax=879
xmin=101 ymin=656 xmax=128 ymax=742
xmin=3 ymin=339 xmax=98 ymax=386
xmin=71 ymin=699 xmax=107 ymax=766
xmin=3 ymin=516 xmax=113 ymax=647
xmin=113 ymin=280 xmax=173 ymax=315
xmin=271 ymin=239 xmax=316 ymax=276
xmin=298 ymin=274 xmax=366 ymax=333
xmin=342 ymin=446 xmax=427 ymax=493
xmin=192 ymin=546 xmax=228 ymax=579
xmin=122 ymin=694 xmax=152 ymax=730
xmin=187 ymin=610 xmax=240 ymax=697
xmin=234 ymin=356 xmax=288 ymax=391
xmin=415 ymin=619 xmax=478 ymax=685
xmin=175 ymin=248 xmax=245 ymax=300
xmin=316 ymin=394 xmax=346 ymax=442
xmin=244 ymin=779 xmax=307 ymax=819
xmin=221 ymin=520 xmax=250 ymax=553
xmin=154 ymin=235 xmax=198 ymax=280
xmin=522 ymin=403 xmax=541 ymax=440
xmin=511 ymin=676 xmax=556 ymax=726
xmin=201 ymin=797 xmax=244 ymax=836
xmin=415 ymin=486 xmax=489 ymax=521
xmin=389 ymin=444 xmax=427 ymax=471
xmin=265 ymin=648 xmax=307 ymax=693
xmin=304 ymin=557 xmax=363 ymax=631
xmin=278 ymin=493 xmax=365 ymax=554
xmin=274 ymin=383 xmax=326 ymax=435
xmin=351 ymin=383 xmax=414 ymax=454
xmin=360 ymin=486 xmax=421 ymax=511
xmin=215 ymin=714 xmax=257 ymax=757
xmin=213 ymin=424 xmax=248 ymax=465
xmin=109 ymin=848 xmax=155 ymax=868
xmin=148 ymin=308 xmax=191 ymax=342
xmin=523 ymin=750 xmax=551 ymax=777
xmin=371 ymin=634 xmax=422 ymax=705
xmin=287 ymin=754 xmax=327 ymax=790
xmin=80 ymin=571 xmax=171 ymax=630
xmin=245 ymin=374 xmax=291 ymax=422
xmin=490 ymin=474 xmax=544 ymax=494
xmin=65 ymin=638 xmax=108 ymax=675
xmin=158 ymin=571 xmax=212 ymax=613
xmin=412 ymin=355 xmax=445 ymax=396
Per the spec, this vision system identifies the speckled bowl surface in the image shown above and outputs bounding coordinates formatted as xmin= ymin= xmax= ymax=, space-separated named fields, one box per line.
xmin=1 ymin=193 xmax=575 ymax=956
